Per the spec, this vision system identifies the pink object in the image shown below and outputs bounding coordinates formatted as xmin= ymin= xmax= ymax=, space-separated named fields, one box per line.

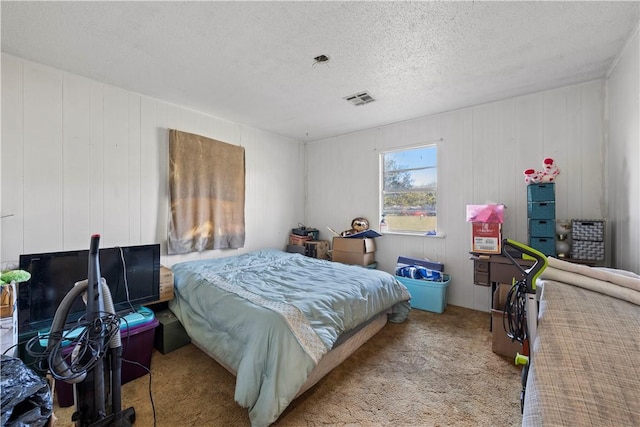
xmin=466 ymin=204 xmax=505 ymax=223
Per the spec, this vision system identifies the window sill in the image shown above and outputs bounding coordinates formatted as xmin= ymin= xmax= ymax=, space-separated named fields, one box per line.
xmin=383 ymin=231 xmax=446 ymax=238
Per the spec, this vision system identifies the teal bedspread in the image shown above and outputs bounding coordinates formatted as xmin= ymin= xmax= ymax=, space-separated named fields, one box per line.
xmin=169 ymin=249 xmax=410 ymax=426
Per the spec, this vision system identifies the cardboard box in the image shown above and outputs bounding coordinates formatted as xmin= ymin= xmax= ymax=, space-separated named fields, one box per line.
xmin=159 ymin=266 xmax=174 ymax=302
xmin=289 ymin=234 xmax=312 ymax=246
xmin=472 ymin=222 xmax=502 ymax=254
xmin=495 ymin=283 xmax=511 ymax=308
xmin=146 ymin=266 xmax=174 ymax=305
xmin=491 ymin=284 xmax=522 ymax=359
xmin=305 ymin=240 xmax=329 ymax=260
xmin=0 ymin=282 xmax=18 ymax=357
xmin=332 ymin=237 xmax=376 ymax=266
xmin=292 ymin=227 xmax=319 ymax=240
xmin=0 ymin=284 xmax=14 ymax=318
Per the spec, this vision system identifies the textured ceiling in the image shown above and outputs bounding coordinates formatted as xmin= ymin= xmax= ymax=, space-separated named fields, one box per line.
xmin=2 ymin=1 xmax=638 ymax=142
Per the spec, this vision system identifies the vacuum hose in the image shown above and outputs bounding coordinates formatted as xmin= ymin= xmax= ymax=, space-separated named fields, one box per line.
xmin=46 ymin=278 xmax=121 ymax=383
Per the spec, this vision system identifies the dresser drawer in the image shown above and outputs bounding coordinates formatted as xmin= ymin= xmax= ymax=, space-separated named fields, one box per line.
xmin=490 ymin=262 xmax=527 ymax=284
xmin=527 ymin=201 xmax=556 ymax=219
xmin=474 ymin=271 xmax=489 ymax=286
xmin=528 ymin=219 xmax=555 ymax=237
xmin=527 ymin=183 xmax=555 ymax=202
xmin=571 ymin=220 xmax=604 ymax=242
xmin=473 ymin=260 xmax=489 ymax=286
xmin=571 ymin=240 xmax=605 ymax=261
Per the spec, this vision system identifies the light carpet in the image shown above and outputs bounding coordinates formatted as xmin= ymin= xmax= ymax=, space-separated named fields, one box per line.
xmin=53 ymin=305 xmax=523 ymax=426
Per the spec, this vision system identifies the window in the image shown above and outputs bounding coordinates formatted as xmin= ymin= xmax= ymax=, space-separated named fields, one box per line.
xmin=380 ymin=144 xmax=437 ymax=235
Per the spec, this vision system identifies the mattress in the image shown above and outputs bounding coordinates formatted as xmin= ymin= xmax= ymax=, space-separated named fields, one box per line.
xmin=169 ymin=249 xmax=411 ymax=426
xmin=522 ymin=261 xmax=640 ymax=426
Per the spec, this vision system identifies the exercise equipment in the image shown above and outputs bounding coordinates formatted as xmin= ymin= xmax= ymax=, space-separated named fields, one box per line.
xmin=500 ymin=238 xmax=547 ymax=413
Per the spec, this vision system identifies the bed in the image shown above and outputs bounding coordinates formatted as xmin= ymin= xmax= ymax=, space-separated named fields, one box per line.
xmin=168 ymin=249 xmax=411 ymax=427
xmin=522 ymin=257 xmax=640 ymax=426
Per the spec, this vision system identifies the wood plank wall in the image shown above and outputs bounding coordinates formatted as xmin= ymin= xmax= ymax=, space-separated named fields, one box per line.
xmin=606 ymin=28 xmax=640 ymax=274
xmin=306 ymin=81 xmax=607 ymax=311
xmin=1 ymin=54 xmax=305 ymax=268
xmin=2 ymin=52 xmax=634 ymax=312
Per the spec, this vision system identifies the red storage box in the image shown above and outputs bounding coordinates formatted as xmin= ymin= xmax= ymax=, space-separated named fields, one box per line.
xmin=56 ymin=318 xmax=159 ymax=407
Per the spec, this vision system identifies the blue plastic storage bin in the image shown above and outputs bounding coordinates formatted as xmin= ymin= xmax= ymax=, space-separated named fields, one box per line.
xmin=527 ymin=183 xmax=555 ymax=202
xmin=396 ymin=274 xmax=450 ymax=313
xmin=527 ymin=201 xmax=556 ymax=219
xmin=528 ymin=219 xmax=555 ymax=237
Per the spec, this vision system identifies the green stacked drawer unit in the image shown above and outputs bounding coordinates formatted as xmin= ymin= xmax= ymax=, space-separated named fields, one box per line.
xmin=527 ymin=183 xmax=556 ymax=256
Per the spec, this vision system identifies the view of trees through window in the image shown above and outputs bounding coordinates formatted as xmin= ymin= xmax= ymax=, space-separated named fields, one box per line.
xmin=381 ymin=145 xmax=437 ymax=235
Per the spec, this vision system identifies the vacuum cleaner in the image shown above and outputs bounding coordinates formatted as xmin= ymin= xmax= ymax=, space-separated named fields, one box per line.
xmin=46 ymin=234 xmax=135 ymax=426
xmin=500 ymin=238 xmax=547 ymax=413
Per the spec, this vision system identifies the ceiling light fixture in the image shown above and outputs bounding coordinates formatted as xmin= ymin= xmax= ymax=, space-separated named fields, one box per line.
xmin=344 ymin=91 xmax=375 ymax=106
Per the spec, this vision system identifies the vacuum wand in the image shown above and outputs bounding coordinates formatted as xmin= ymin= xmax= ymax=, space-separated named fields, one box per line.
xmin=87 ymin=234 xmax=107 ymax=419
xmin=87 ymin=234 xmax=105 ymax=321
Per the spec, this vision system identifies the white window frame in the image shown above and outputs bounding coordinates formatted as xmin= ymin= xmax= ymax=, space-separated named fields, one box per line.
xmin=379 ymin=143 xmax=439 ymax=236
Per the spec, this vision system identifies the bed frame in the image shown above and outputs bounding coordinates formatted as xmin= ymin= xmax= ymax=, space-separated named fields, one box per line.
xmin=192 ymin=311 xmax=389 ymax=400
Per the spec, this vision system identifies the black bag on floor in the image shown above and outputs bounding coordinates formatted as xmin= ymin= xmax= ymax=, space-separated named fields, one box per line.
xmin=1 ymin=354 xmax=53 ymax=427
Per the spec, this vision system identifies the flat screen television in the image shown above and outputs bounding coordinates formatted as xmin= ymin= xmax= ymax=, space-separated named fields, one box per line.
xmin=18 ymin=244 xmax=160 ymax=335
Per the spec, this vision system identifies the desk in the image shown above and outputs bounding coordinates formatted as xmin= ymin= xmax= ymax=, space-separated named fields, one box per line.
xmin=470 ymin=253 xmax=534 ymax=288
xmin=469 ymin=253 xmax=535 ymax=330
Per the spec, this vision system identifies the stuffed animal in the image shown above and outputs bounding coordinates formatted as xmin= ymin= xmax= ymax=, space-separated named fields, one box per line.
xmin=523 ymin=168 xmax=543 ymax=184
xmin=540 ymin=157 xmax=560 ymax=182
xmin=523 ymin=158 xmax=560 ymax=184
xmin=341 ymin=217 xmax=369 ymax=236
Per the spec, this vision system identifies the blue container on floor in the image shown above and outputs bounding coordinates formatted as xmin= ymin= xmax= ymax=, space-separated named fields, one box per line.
xmin=395 ymin=274 xmax=451 ymax=313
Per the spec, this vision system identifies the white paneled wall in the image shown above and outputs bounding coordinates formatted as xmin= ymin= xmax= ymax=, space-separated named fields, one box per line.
xmin=306 ymin=80 xmax=607 ymax=311
xmin=606 ymin=27 xmax=640 ymax=274
xmin=1 ymin=54 xmax=305 ymax=268
xmin=2 ymin=52 xmax=631 ymax=312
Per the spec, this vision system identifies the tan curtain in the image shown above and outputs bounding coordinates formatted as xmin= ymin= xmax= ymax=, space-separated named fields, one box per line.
xmin=168 ymin=129 xmax=245 ymax=254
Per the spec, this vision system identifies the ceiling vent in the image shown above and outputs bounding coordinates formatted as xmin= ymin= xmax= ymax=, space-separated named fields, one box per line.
xmin=344 ymin=91 xmax=375 ymax=106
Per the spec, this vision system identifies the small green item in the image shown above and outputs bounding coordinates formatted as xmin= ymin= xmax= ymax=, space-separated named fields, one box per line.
xmin=0 ymin=269 xmax=31 ymax=285
xmin=515 ymin=353 xmax=529 ymax=366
